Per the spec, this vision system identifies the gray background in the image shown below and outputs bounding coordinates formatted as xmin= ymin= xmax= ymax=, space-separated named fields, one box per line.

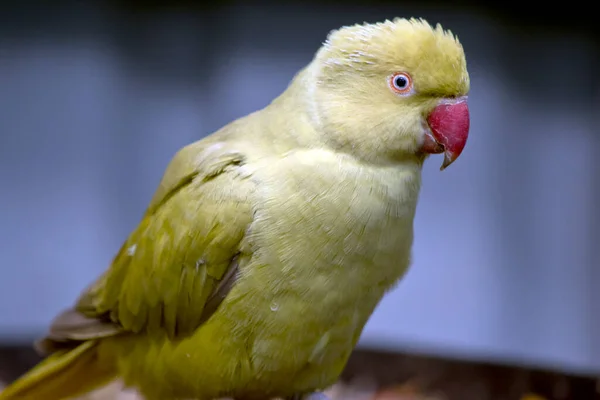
xmin=1 ymin=2 xmax=598 ymax=375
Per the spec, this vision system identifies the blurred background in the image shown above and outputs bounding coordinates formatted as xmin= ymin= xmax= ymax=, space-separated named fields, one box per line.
xmin=0 ymin=1 xmax=598 ymax=399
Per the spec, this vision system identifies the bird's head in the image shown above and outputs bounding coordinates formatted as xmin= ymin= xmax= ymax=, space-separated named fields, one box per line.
xmin=308 ymin=18 xmax=470 ymax=169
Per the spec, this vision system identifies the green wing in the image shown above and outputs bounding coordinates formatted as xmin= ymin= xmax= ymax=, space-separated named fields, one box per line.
xmin=37 ymin=141 xmax=256 ymax=354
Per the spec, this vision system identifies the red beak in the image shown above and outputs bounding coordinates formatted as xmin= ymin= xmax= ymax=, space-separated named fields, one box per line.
xmin=421 ymin=96 xmax=470 ymax=170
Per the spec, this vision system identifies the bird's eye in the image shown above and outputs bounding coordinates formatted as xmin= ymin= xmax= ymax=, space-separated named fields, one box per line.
xmin=388 ymin=72 xmax=413 ymax=95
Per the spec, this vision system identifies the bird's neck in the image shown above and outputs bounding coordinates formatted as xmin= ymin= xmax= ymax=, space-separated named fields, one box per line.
xmin=265 ymin=65 xmax=426 ymax=170
xmin=259 ymin=65 xmax=326 ymax=149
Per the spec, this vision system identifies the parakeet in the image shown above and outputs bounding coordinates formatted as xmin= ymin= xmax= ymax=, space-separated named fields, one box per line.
xmin=0 ymin=17 xmax=470 ymax=400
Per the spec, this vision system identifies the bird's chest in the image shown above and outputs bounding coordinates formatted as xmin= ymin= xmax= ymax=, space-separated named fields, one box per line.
xmin=250 ymin=151 xmax=419 ymax=297
xmin=228 ymin=152 xmax=419 ymax=389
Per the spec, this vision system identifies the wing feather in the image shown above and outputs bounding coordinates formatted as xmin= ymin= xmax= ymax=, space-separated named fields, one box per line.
xmin=37 ymin=142 xmax=255 ymax=354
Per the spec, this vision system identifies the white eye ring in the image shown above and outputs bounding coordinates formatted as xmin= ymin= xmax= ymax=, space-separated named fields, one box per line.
xmin=388 ymin=72 xmax=414 ymax=96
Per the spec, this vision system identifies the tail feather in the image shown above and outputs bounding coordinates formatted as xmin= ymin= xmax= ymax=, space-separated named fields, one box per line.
xmin=0 ymin=340 xmax=116 ymax=400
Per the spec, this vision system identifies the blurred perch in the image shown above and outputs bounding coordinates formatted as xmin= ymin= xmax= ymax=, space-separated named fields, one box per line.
xmin=1 ymin=346 xmax=597 ymax=399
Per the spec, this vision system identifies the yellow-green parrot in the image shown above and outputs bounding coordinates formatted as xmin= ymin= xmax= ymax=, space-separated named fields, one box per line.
xmin=0 ymin=17 xmax=470 ymax=400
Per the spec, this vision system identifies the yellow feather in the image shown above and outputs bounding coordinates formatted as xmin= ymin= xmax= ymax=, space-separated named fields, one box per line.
xmin=0 ymin=341 xmax=115 ymax=400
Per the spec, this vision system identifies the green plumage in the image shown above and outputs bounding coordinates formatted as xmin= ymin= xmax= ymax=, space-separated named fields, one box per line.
xmin=0 ymin=17 xmax=469 ymax=400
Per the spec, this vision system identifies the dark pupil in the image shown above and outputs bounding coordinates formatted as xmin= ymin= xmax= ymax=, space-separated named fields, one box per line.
xmin=395 ymin=76 xmax=407 ymax=88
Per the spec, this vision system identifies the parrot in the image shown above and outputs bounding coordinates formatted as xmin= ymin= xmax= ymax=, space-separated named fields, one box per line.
xmin=0 ymin=17 xmax=470 ymax=400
